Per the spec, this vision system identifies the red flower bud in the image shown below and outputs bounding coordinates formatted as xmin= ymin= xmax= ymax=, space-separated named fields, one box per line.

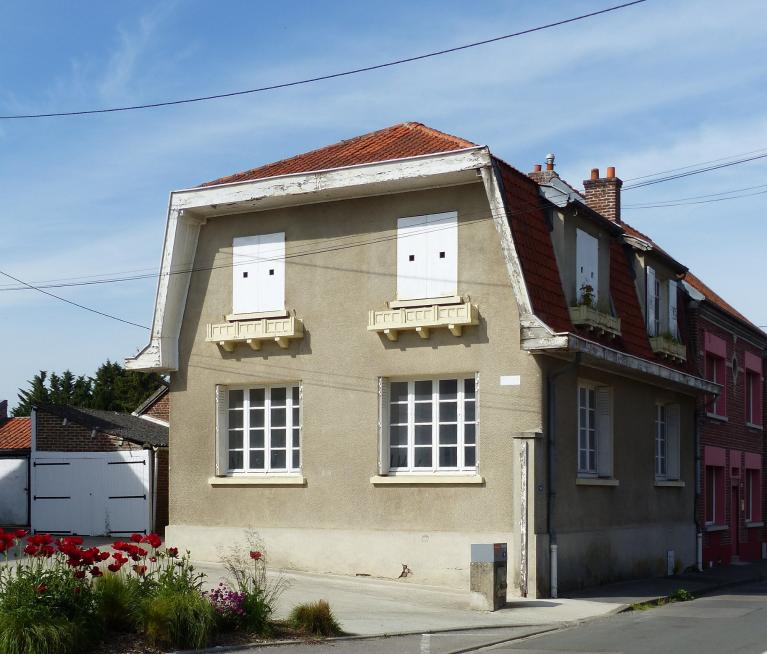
xmin=36 ymin=583 xmax=47 ymax=594
xmin=166 ymin=547 xmax=178 ymax=558
xmin=73 ymin=570 xmax=86 ymax=579
xmin=90 ymin=566 xmax=102 ymax=577
xmin=249 ymin=550 xmax=262 ymax=560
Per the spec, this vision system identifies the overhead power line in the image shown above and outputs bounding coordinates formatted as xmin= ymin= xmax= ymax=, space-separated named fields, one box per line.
xmin=624 ymin=186 xmax=767 ymax=209
xmin=623 ymin=147 xmax=767 ymax=182
xmin=0 ymin=1 xmax=646 ymax=120
xmin=0 ymin=268 xmax=150 ymax=329
xmin=623 ymin=152 xmax=767 ymax=190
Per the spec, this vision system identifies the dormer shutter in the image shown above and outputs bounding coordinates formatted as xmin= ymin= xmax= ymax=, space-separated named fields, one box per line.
xmin=397 ymin=212 xmax=457 ymax=300
xmin=232 ymin=233 xmax=285 ymax=314
xmin=646 ymin=266 xmax=657 ymax=335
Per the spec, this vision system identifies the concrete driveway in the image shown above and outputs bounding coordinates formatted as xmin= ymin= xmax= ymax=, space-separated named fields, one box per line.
xmin=196 ymin=561 xmax=623 ymax=636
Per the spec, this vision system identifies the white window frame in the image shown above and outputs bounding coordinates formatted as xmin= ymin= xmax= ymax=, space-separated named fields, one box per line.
xmin=578 ymin=384 xmax=598 ymax=475
xmin=655 ymin=403 xmax=667 ymax=479
xmin=385 ymin=376 xmax=477 ymax=474
xmin=219 ymin=383 xmax=301 ymax=475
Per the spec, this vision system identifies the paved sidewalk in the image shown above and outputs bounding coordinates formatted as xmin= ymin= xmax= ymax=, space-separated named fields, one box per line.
xmin=568 ymin=558 xmax=767 ymax=605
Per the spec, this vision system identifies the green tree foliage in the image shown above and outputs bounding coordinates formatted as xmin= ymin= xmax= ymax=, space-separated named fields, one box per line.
xmin=11 ymin=362 xmax=164 ymax=417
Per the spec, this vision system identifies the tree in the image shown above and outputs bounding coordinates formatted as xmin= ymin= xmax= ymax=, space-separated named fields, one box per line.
xmin=11 ymin=362 xmax=164 ymax=416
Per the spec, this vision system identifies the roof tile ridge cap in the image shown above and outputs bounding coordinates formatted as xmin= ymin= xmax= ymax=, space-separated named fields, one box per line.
xmin=199 ymin=122 xmax=416 ymax=187
xmin=406 ymin=122 xmax=478 ymax=148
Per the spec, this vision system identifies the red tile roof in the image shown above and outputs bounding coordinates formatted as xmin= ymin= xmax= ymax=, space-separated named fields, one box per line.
xmin=201 ymin=122 xmax=477 ymax=187
xmin=684 ymin=271 xmax=764 ymax=335
xmin=0 ymin=417 xmax=30 ymax=450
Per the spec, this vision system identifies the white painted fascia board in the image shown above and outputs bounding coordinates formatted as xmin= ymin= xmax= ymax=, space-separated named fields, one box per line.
xmin=479 ymin=164 xmax=543 ymax=330
xmin=137 ymin=414 xmax=169 ymax=428
xmin=125 ymin=148 xmax=493 ymax=372
xmin=522 ymin=333 xmax=720 ymax=394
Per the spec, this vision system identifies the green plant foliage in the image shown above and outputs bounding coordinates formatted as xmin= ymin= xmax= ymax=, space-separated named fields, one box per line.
xmin=288 ymin=600 xmax=342 ymax=637
xmin=0 ymin=612 xmax=82 ymax=654
xmin=93 ymin=574 xmax=143 ymax=633
xmin=670 ymin=588 xmax=693 ymax=602
xmin=140 ymin=590 xmax=216 ymax=650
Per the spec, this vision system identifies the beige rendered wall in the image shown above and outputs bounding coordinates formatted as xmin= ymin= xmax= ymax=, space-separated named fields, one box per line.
xmin=542 ymin=360 xmax=697 ymax=593
xmin=167 ymin=182 xmax=545 ymax=590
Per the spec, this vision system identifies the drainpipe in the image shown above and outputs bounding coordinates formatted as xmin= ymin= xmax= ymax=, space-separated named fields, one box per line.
xmin=546 ymin=353 xmax=580 ymax=598
xmin=694 ymin=408 xmax=703 ymax=571
xmin=151 ymin=447 xmax=159 ymax=534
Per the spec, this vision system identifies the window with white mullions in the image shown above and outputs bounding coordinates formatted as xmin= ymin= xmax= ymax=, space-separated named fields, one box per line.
xmin=388 ymin=377 xmax=477 ymax=473
xmin=578 ymin=386 xmax=597 ymax=474
xmin=225 ymin=384 xmax=300 ymax=473
xmin=655 ymin=404 xmax=667 ymax=478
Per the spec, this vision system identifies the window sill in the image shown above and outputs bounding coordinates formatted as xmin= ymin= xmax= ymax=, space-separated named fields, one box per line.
xmin=705 ymin=524 xmax=728 ymax=533
xmin=370 ymin=474 xmax=484 ymax=486
xmin=388 ymin=296 xmax=463 ymax=309
xmin=576 ymin=477 xmax=619 ymax=487
xmin=706 ymin=412 xmax=728 ymax=423
xmin=208 ymin=475 xmax=306 ymax=487
xmin=746 ymin=521 xmax=764 ymax=528
xmin=746 ymin=423 xmax=763 ymax=431
xmin=655 ymin=480 xmax=685 ymax=488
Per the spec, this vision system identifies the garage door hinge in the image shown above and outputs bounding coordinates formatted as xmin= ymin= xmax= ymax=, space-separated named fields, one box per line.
xmin=108 ymin=495 xmax=147 ymax=500
xmin=33 ymin=496 xmax=71 ymax=500
xmin=107 ymin=460 xmax=146 ymax=465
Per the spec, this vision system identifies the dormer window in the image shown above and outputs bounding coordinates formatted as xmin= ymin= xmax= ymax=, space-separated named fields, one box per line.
xmin=575 ymin=229 xmax=598 ymax=307
xmin=232 ymin=233 xmax=285 ymax=314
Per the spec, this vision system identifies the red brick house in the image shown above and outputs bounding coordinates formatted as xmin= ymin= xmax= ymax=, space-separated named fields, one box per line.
xmin=682 ymin=273 xmax=766 ymax=565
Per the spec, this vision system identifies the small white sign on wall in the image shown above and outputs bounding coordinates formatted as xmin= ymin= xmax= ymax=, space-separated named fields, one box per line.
xmin=500 ymin=375 xmax=521 ymax=386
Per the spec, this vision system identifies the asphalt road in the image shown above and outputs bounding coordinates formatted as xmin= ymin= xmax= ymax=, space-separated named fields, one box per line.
xmin=239 ymin=580 xmax=767 ymax=654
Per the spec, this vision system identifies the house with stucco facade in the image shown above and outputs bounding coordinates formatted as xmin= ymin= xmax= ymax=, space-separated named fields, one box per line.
xmin=127 ymin=123 xmax=720 ymax=596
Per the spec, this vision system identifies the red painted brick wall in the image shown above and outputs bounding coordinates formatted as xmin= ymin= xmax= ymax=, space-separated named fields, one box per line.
xmin=689 ymin=311 xmax=766 ymax=565
xmin=35 ymin=409 xmax=142 ymax=452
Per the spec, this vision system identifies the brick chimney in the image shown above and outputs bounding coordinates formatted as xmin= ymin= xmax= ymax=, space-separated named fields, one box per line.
xmin=583 ymin=167 xmax=622 ymax=222
xmin=528 ymin=154 xmax=559 ymax=184
xmin=0 ymin=401 xmax=7 ymax=421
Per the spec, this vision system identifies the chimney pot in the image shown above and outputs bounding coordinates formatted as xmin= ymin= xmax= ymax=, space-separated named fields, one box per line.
xmin=607 ymin=166 xmax=616 ymax=179
xmin=545 ymin=153 xmax=555 ymax=171
xmin=533 ymin=164 xmax=542 ymax=173
xmin=591 ymin=168 xmax=599 ymax=180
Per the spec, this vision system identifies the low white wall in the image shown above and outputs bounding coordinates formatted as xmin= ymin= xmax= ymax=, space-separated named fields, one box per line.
xmin=166 ymin=524 xmax=512 ymax=590
xmin=0 ymin=458 xmax=28 ymax=526
xmin=556 ymin=522 xmax=696 ymax=592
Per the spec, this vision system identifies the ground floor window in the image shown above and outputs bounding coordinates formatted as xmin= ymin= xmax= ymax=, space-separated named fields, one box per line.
xmin=218 ymin=384 xmax=300 ymax=474
xmin=705 ymin=465 xmax=724 ymax=524
xmin=746 ymin=467 xmax=762 ymax=523
xmin=386 ymin=376 xmax=477 ymax=473
xmin=655 ymin=404 xmax=667 ymax=478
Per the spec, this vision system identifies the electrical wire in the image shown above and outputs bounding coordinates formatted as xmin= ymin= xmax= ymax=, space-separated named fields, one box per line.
xmin=0 ymin=268 xmax=150 ymax=329
xmin=0 ymin=1 xmax=646 ymax=120
xmin=623 ymin=147 xmax=767 ymax=182
xmin=624 ymin=182 xmax=767 ymax=206
xmin=623 ymin=188 xmax=767 ymax=209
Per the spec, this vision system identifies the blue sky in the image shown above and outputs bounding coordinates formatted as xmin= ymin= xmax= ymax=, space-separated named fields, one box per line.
xmin=1 ymin=0 xmax=765 ymax=406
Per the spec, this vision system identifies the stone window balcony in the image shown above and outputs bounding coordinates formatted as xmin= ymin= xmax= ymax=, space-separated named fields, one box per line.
xmin=650 ymin=335 xmax=687 ymax=362
xmin=368 ymin=299 xmax=479 ymax=341
xmin=568 ymin=305 xmax=621 ymax=338
xmin=207 ymin=313 xmax=304 ymax=352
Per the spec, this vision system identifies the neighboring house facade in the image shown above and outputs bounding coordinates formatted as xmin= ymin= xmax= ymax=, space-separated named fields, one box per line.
xmin=31 ymin=403 xmax=169 ymax=536
xmin=682 ymin=273 xmax=766 ymax=565
xmin=0 ymin=400 xmax=31 ymax=526
xmin=127 ymin=123 xmax=717 ymax=597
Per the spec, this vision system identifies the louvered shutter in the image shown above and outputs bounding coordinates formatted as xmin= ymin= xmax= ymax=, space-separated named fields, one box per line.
xmin=378 ymin=378 xmax=390 ymax=475
xmin=668 ymin=280 xmax=678 ymax=339
xmin=596 ymin=386 xmax=613 ymax=478
xmin=646 ymin=266 xmax=657 ymax=335
xmin=215 ymin=385 xmax=229 ymax=476
xmin=666 ymin=404 xmax=681 ymax=480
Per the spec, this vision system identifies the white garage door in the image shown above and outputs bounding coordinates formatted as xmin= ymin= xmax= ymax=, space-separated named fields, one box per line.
xmin=0 ymin=457 xmax=28 ymax=526
xmin=31 ymin=450 xmax=150 ymax=536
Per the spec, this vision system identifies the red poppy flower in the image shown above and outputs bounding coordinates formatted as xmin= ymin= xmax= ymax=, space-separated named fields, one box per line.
xmin=98 ymin=551 xmax=110 ymax=562
xmin=142 ymin=533 xmax=162 ymax=549
xmin=0 ymin=542 xmax=7 ymax=554
xmin=13 ymin=529 xmax=27 ymax=539
xmin=36 ymin=583 xmax=47 ymax=594
xmin=249 ymin=551 xmax=262 ymax=560
xmin=150 ymin=556 xmax=157 ymax=563
xmin=130 ymin=533 xmax=143 ymax=543
xmin=107 ymin=563 xmax=121 ymax=572
xmin=23 ymin=544 xmax=38 ymax=556
xmin=40 ymin=545 xmax=55 ymax=558
xmin=90 ymin=566 xmax=102 ymax=577
xmin=73 ymin=570 xmax=86 ymax=579
xmin=166 ymin=547 xmax=178 ymax=558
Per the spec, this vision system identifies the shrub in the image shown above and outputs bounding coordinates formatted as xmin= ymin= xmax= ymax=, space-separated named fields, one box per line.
xmin=205 ymin=583 xmax=247 ymax=632
xmin=93 ymin=573 xmax=143 ymax=633
xmin=287 ymin=600 xmax=342 ymax=637
xmin=140 ymin=590 xmax=216 ymax=650
xmin=670 ymin=588 xmax=693 ymax=602
xmin=219 ymin=532 xmax=285 ymax=635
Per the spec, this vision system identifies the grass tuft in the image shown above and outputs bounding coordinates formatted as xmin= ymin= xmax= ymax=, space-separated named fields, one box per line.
xmin=287 ymin=600 xmax=342 ymax=637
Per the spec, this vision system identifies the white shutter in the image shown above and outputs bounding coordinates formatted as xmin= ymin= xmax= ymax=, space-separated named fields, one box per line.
xmin=215 ymin=385 xmax=229 ymax=476
xmin=575 ymin=229 xmax=598 ymax=305
xmin=232 ymin=233 xmax=285 ymax=314
xmin=668 ymin=280 xmax=678 ymax=339
xmin=397 ymin=216 xmax=429 ymax=300
xmin=666 ymin=403 xmax=681 ymax=480
xmin=378 ymin=377 xmax=390 ymax=475
xmin=425 ymin=212 xmax=457 ymax=298
xmin=596 ymin=386 xmax=613 ymax=478
xmin=646 ymin=266 xmax=657 ymax=335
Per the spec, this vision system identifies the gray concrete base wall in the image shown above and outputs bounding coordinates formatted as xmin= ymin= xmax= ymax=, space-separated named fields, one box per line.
xmin=556 ymin=522 xmax=696 ymax=592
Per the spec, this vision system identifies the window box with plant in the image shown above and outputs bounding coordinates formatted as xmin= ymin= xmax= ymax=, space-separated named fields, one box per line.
xmin=569 ymin=284 xmax=621 ymax=339
xmin=649 ymin=333 xmax=687 ymax=362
